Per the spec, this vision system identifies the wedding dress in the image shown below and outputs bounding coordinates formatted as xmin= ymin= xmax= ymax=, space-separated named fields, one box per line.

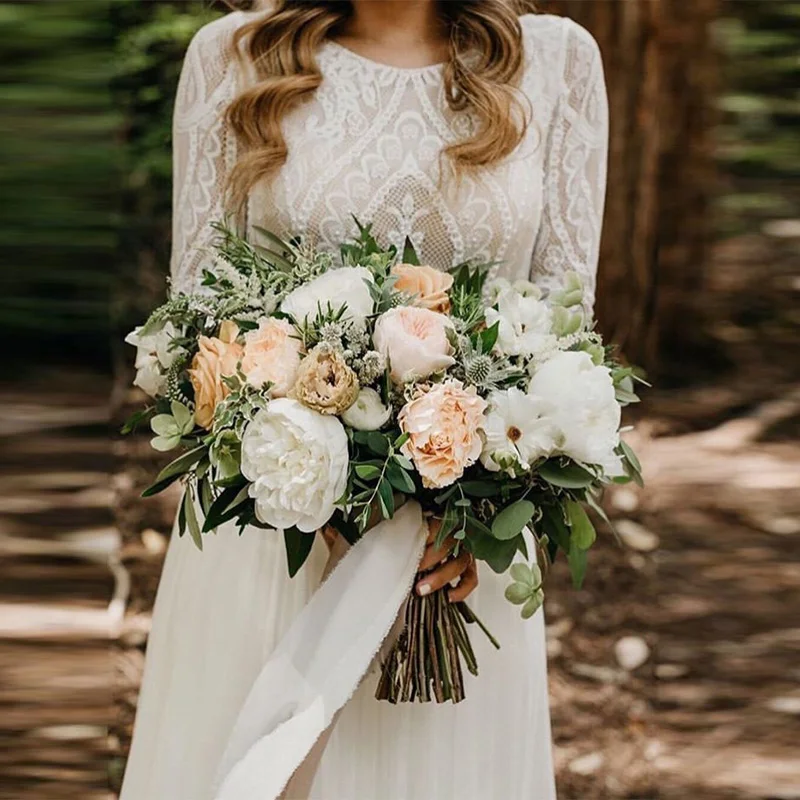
xmin=120 ymin=10 xmax=608 ymax=800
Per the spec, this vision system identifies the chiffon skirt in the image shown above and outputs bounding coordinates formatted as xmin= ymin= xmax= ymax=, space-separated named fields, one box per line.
xmin=120 ymin=513 xmax=556 ymax=799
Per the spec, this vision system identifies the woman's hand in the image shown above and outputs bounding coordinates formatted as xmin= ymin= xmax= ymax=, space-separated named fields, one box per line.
xmin=415 ymin=517 xmax=478 ymax=603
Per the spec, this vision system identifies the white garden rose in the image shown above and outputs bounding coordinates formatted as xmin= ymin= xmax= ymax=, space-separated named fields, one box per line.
xmin=485 ymin=286 xmax=555 ymax=358
xmin=480 ymin=387 xmax=560 ymax=475
xmin=240 ymin=398 xmax=349 ymax=532
xmin=341 ymin=387 xmax=391 ymax=431
xmin=527 ymin=351 xmax=621 ymax=470
xmin=125 ymin=321 xmax=182 ymax=397
xmin=280 ymin=267 xmax=375 ymax=323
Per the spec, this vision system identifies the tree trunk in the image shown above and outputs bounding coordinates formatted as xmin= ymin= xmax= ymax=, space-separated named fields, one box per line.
xmin=540 ymin=0 xmax=720 ymax=377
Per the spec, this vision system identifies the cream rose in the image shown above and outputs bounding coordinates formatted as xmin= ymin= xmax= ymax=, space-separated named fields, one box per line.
xmin=398 ymin=380 xmax=487 ymax=489
xmin=341 ymin=387 xmax=391 ymax=431
xmin=188 ymin=335 xmax=244 ymax=429
xmin=373 ymin=306 xmax=455 ymax=385
xmin=241 ymin=398 xmax=349 ymax=532
xmin=241 ymin=318 xmax=303 ymax=397
xmin=280 ymin=267 xmax=375 ymax=323
xmin=391 ymin=263 xmax=454 ymax=313
xmin=293 ymin=344 xmax=360 ymax=415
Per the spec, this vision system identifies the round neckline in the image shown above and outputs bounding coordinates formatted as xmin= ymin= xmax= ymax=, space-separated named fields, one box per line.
xmin=323 ymin=40 xmax=446 ymax=79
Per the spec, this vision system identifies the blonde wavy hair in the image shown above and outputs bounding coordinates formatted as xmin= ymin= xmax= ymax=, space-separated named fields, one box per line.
xmin=224 ymin=0 xmax=536 ymax=209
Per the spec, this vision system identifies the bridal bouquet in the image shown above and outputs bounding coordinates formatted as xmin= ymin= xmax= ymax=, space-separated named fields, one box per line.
xmin=125 ymin=221 xmax=644 ymax=703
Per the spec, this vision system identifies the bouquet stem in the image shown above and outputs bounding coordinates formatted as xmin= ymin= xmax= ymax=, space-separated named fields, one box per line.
xmin=376 ymin=583 xmax=499 ymax=704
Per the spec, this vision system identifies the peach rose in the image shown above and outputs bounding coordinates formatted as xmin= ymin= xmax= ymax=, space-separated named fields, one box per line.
xmin=398 ymin=380 xmax=487 ymax=489
xmin=391 ymin=263 xmax=454 ymax=314
xmin=241 ymin=318 xmax=303 ymax=397
xmin=188 ymin=335 xmax=244 ymax=429
xmin=372 ymin=306 xmax=455 ymax=385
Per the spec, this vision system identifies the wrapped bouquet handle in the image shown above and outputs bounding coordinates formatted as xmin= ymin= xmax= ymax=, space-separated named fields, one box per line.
xmin=212 ymin=501 xmax=428 ymax=800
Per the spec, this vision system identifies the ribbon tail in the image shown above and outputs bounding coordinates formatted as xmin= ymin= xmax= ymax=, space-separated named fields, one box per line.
xmin=213 ymin=500 xmax=427 ymax=800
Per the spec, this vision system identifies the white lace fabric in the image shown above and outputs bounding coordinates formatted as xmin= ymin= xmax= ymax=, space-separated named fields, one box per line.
xmin=170 ymin=11 xmax=608 ymax=312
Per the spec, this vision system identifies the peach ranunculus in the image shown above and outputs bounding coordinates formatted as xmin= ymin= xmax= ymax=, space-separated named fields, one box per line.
xmin=241 ymin=318 xmax=303 ymax=397
xmin=189 ymin=335 xmax=244 ymax=429
xmin=398 ymin=380 xmax=488 ymax=489
xmin=391 ymin=263 xmax=454 ymax=314
xmin=372 ymin=306 xmax=455 ymax=385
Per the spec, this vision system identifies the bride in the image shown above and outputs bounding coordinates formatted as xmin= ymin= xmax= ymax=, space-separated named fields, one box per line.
xmin=120 ymin=1 xmax=608 ymax=798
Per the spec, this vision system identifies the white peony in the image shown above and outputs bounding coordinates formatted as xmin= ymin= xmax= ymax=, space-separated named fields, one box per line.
xmin=241 ymin=398 xmax=349 ymax=532
xmin=485 ymin=286 xmax=555 ymax=358
xmin=280 ymin=267 xmax=375 ymax=323
xmin=125 ymin=322 xmax=182 ymax=397
xmin=480 ymin=387 xmax=560 ymax=475
xmin=527 ymin=351 xmax=621 ymax=470
xmin=341 ymin=387 xmax=391 ymax=431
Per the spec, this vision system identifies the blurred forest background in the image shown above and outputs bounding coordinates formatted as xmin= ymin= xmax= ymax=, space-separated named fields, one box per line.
xmin=0 ymin=1 xmax=798 ymax=799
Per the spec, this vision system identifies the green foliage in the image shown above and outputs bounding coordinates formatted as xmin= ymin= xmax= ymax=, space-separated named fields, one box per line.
xmin=715 ymin=1 xmax=800 ymax=232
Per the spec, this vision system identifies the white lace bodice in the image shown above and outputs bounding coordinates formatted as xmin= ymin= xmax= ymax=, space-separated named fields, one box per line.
xmin=171 ymin=11 xmax=608 ymax=311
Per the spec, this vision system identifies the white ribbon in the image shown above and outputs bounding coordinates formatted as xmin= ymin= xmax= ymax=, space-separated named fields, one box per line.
xmin=213 ymin=500 xmax=427 ymax=800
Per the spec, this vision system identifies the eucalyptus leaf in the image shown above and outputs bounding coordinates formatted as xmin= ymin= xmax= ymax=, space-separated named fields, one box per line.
xmin=568 ymin=546 xmax=588 ymax=589
xmin=366 ymin=432 xmax=390 ymax=456
xmin=566 ymin=500 xmax=597 ymax=550
xmin=540 ymin=504 xmax=571 ymax=554
xmin=469 ymin=531 xmax=519 ymax=573
xmin=620 ymin=440 xmax=643 ymax=476
xmin=538 ymin=459 xmax=596 ymax=489
xmin=458 ymin=481 xmax=500 ymax=498
xmin=392 ymin=453 xmax=414 ymax=471
xmin=355 ymin=464 xmax=382 ymax=481
xmin=386 ymin=461 xmax=415 ymax=494
xmin=183 ymin=489 xmax=203 ymax=552
xmin=377 ymin=479 xmax=395 ymax=518
xmin=491 ymin=500 xmax=535 ymax=541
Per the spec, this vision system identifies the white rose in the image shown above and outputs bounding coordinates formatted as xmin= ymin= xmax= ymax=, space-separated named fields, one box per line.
xmin=480 ymin=387 xmax=559 ymax=475
xmin=341 ymin=387 xmax=391 ymax=431
xmin=125 ymin=322 xmax=182 ymax=397
xmin=372 ymin=306 xmax=455 ymax=384
xmin=485 ymin=286 xmax=555 ymax=358
xmin=241 ymin=398 xmax=349 ymax=532
xmin=527 ymin=351 xmax=621 ymax=469
xmin=280 ymin=267 xmax=375 ymax=323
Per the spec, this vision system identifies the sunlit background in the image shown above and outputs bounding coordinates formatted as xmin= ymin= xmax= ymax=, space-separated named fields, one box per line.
xmin=1 ymin=1 xmax=798 ymax=799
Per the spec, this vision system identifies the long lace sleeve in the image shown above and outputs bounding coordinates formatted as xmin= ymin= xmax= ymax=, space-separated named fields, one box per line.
xmin=170 ymin=13 xmax=244 ymax=294
xmin=530 ymin=20 xmax=609 ymax=315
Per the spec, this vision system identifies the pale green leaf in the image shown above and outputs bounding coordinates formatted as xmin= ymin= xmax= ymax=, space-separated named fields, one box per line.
xmin=505 ymin=582 xmax=530 ymax=605
xmin=491 ymin=500 xmax=535 ymax=541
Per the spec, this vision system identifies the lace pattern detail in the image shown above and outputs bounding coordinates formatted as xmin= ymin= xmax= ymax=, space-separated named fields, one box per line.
xmin=169 ymin=13 xmax=608 ymax=314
